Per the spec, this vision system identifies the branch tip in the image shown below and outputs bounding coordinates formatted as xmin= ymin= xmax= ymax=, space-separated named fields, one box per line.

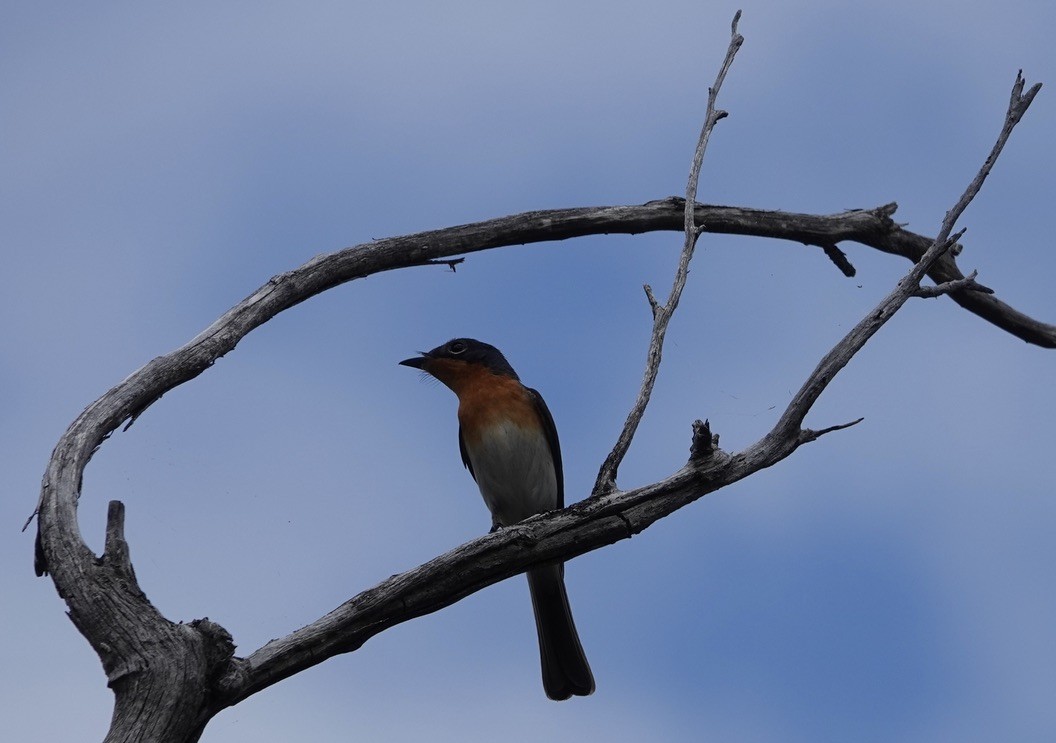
xmin=801 ymin=417 xmax=864 ymax=443
xmin=819 ymin=242 xmax=857 ymax=277
xmin=643 ymin=284 xmax=661 ymax=317
xmin=1009 ymin=72 xmax=1042 ymax=119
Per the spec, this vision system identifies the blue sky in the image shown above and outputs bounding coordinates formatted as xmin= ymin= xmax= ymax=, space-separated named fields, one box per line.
xmin=3 ymin=2 xmax=1055 ymax=741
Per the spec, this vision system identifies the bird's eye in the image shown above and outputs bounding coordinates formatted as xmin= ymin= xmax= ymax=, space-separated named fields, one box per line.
xmin=449 ymin=340 xmax=467 ymax=354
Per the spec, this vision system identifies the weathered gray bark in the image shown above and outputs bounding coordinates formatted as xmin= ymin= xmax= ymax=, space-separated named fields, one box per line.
xmin=28 ymin=26 xmax=1044 ymax=741
xmin=32 ymin=201 xmax=1045 ymax=740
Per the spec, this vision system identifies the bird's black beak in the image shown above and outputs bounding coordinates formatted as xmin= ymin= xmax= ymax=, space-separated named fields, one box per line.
xmin=398 ymin=354 xmax=428 ymax=369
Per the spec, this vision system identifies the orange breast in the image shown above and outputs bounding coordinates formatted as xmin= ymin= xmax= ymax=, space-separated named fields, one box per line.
xmin=455 ymin=371 xmax=539 ymax=445
xmin=419 ymin=357 xmax=540 ymax=442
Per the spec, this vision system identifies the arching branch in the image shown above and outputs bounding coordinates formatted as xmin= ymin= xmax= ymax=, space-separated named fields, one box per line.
xmin=27 ymin=21 xmax=1044 ymax=738
xmin=216 ymin=67 xmax=1043 ymax=696
xmin=31 ymin=197 xmax=1051 ymax=736
xmin=30 ymin=195 xmax=1055 ymax=571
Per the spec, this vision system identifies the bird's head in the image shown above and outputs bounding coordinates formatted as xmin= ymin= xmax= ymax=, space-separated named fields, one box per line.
xmin=399 ymin=338 xmax=519 ymax=392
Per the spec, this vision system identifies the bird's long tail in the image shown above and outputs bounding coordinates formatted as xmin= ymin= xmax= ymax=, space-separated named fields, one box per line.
xmin=526 ymin=562 xmax=595 ymax=700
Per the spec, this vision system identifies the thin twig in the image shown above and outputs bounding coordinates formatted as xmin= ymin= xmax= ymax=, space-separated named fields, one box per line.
xmin=424 ymin=257 xmax=464 ymax=272
xmin=593 ymin=11 xmax=745 ymax=496
xmin=799 ymin=417 xmax=865 ymax=444
xmin=914 ymin=270 xmax=991 ymax=298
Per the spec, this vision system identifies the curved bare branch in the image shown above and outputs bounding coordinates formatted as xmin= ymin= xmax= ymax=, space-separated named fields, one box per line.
xmin=214 ymin=71 xmax=1046 ymax=707
xmin=29 ymin=67 xmax=1045 ymax=741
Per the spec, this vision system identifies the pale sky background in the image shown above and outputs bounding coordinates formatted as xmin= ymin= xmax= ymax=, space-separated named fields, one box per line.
xmin=3 ymin=2 xmax=1056 ymax=741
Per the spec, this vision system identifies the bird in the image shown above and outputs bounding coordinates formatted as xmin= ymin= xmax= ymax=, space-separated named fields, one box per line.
xmin=400 ymin=337 xmax=595 ymax=700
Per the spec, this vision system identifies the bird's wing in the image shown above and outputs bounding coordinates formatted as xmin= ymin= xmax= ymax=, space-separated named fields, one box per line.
xmin=526 ymin=387 xmax=564 ymax=509
xmin=458 ymin=424 xmax=475 ymax=480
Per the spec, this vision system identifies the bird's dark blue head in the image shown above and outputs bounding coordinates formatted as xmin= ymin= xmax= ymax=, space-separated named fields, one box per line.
xmin=399 ymin=338 xmax=520 ymax=380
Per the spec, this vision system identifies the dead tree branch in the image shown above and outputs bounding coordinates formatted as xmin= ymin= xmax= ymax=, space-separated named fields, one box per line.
xmin=772 ymin=73 xmax=1041 ymax=443
xmin=26 ymin=18 xmax=1045 ymax=737
xmin=215 ymin=71 xmax=1045 ymax=708
xmin=593 ymin=11 xmax=743 ymax=496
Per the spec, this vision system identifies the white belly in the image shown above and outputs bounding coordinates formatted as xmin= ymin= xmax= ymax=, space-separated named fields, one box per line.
xmin=466 ymin=420 xmax=558 ymax=527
